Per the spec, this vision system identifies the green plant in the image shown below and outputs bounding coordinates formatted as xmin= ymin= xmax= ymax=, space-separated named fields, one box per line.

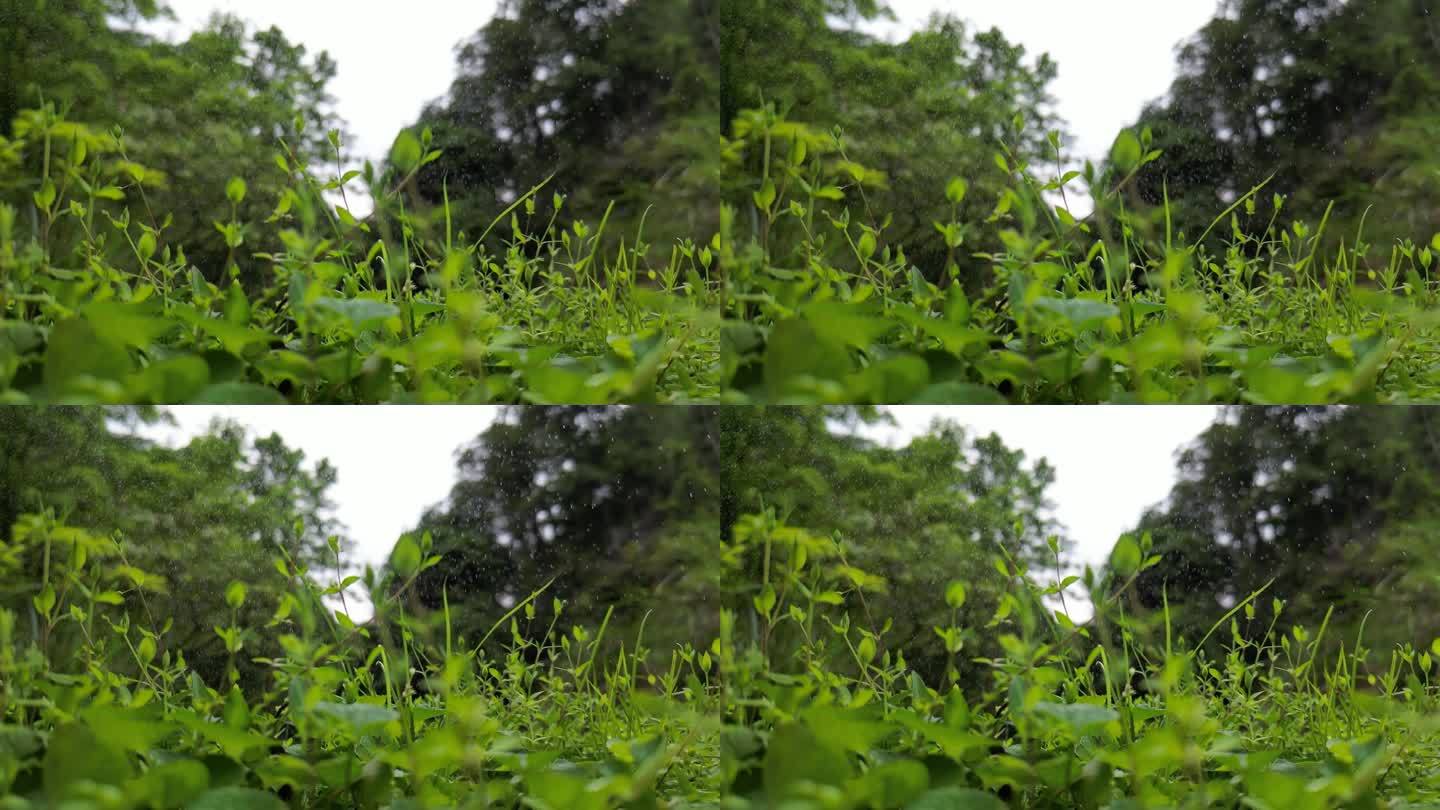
xmin=0 ymin=106 xmax=718 ymax=404
xmin=0 ymin=511 xmax=718 ymax=808
xmin=722 ymin=106 xmax=1440 ymax=404
xmin=720 ymin=510 xmax=1440 ymax=807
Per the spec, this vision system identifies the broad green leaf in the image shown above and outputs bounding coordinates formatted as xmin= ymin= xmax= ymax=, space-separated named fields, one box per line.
xmin=1033 ymin=701 xmax=1119 ymax=734
xmin=44 ymin=723 xmax=131 ymax=798
xmin=313 ymin=701 xmax=398 ymax=736
xmin=907 ymin=787 xmax=1008 ymax=810
xmin=1110 ymin=130 xmax=1142 ymax=172
xmin=945 ymin=581 xmax=967 ymax=609
xmin=763 ymin=722 xmax=851 ymax=802
xmin=189 ymin=787 xmax=287 ymax=810
xmin=391 ymin=534 xmax=421 ymax=578
xmin=1110 ymin=534 xmax=1141 ymax=578
xmin=44 ymin=319 xmax=134 ymax=395
xmin=389 ymin=131 xmax=422 ymax=173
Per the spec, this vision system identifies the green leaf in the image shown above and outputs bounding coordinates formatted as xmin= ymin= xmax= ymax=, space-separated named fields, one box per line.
xmin=189 ymin=787 xmax=288 ymax=810
xmin=389 ymin=131 xmax=422 ymax=173
xmin=857 ymin=230 xmax=877 ymax=260
xmin=1110 ymin=130 xmax=1142 ymax=172
xmin=225 ymin=581 xmax=247 ymax=609
xmin=133 ymin=356 xmax=210 ymax=402
xmin=225 ymin=177 xmax=247 ymax=204
xmin=763 ymin=319 xmax=852 ymax=398
xmin=313 ymin=701 xmax=398 ymax=736
xmin=34 ymin=179 xmax=56 ymax=211
xmin=855 ymin=759 xmax=929 ymax=806
xmin=945 ymin=581 xmax=967 ymax=609
xmin=1110 ymin=534 xmax=1141 ymax=578
xmin=763 ymin=722 xmax=850 ymax=802
xmin=391 ymin=534 xmax=421 ymax=578
xmin=1033 ymin=701 xmax=1119 ymax=734
xmin=32 ymin=583 xmax=55 ymax=618
xmin=753 ymin=179 xmax=776 ymax=213
xmin=44 ymin=723 xmax=131 ymax=798
xmin=313 ymin=296 xmax=400 ymax=332
xmin=753 ymin=584 xmax=776 ymax=618
xmin=907 ymin=787 xmax=1008 ymax=810
xmin=134 ymin=760 xmax=210 ymax=808
xmin=945 ymin=177 xmax=968 ymax=204
xmin=1033 ymin=297 xmax=1119 ymax=332
xmin=44 ymin=319 xmax=134 ymax=395
xmin=192 ymin=383 xmax=287 ymax=405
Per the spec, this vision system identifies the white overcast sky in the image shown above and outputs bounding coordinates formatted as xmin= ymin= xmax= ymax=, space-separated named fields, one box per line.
xmin=153 ymin=0 xmax=1222 ymax=169
xmin=154 ymin=1 xmax=502 ymax=162
xmin=137 ymin=405 xmax=1220 ymax=621
xmin=139 ymin=406 xmax=498 ymax=565
xmin=863 ymin=406 xmax=1220 ymax=569
xmin=868 ymin=1 xmax=1221 ymax=163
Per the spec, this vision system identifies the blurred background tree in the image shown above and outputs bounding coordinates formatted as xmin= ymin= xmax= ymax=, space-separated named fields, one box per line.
xmin=407 ymin=0 xmax=719 ymax=262
xmin=1124 ymin=406 xmax=1440 ymax=658
xmin=0 ymin=0 xmax=341 ymax=285
xmin=1125 ymin=0 xmax=1440 ymax=252
xmin=398 ymin=405 xmax=720 ymax=662
xmin=721 ymin=0 xmax=1063 ymax=285
xmin=720 ymin=407 xmax=1065 ymax=684
xmin=0 ymin=407 xmax=342 ymax=689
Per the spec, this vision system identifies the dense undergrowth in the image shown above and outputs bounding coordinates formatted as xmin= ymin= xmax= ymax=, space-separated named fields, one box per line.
xmin=721 ymin=107 xmax=1440 ymax=404
xmin=0 ymin=512 xmax=718 ymax=808
xmin=0 ymin=107 xmax=718 ymax=404
xmin=721 ymin=511 xmax=1440 ymax=807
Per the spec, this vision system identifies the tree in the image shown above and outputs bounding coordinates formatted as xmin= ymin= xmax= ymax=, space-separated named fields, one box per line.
xmin=408 ymin=0 xmax=718 ymax=260
xmin=1127 ymin=406 xmax=1440 ymax=655
xmin=0 ymin=1 xmax=342 ymax=284
xmin=1126 ymin=0 xmax=1440 ymax=250
xmin=721 ymin=1 xmax=1062 ymax=281
xmin=0 ymin=407 xmax=343 ymax=687
xmin=400 ymin=406 xmax=720 ymax=659
xmin=720 ymin=407 xmax=1064 ymax=682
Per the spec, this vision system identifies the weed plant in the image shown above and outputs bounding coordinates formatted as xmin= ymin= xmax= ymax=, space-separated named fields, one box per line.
xmin=0 ymin=106 xmax=718 ymax=404
xmin=721 ymin=107 xmax=1440 ymax=403
xmin=0 ymin=511 xmax=718 ymax=807
xmin=721 ymin=510 xmax=1440 ymax=807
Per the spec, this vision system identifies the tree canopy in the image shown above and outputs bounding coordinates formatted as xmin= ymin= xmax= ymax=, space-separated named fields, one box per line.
xmin=0 ymin=407 xmax=342 ymax=686
xmin=1127 ymin=0 xmax=1440 ymax=250
xmin=407 ymin=0 xmax=718 ymax=257
xmin=1126 ymin=406 xmax=1440 ymax=654
xmin=0 ymin=0 xmax=341 ymax=283
xmin=399 ymin=405 xmax=720 ymax=658
xmin=721 ymin=1 xmax=1062 ymax=282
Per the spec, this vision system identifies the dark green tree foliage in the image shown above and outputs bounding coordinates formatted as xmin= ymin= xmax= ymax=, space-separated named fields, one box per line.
xmin=720 ymin=407 xmax=1062 ymax=681
xmin=1128 ymin=0 xmax=1440 ymax=249
xmin=0 ymin=407 xmax=341 ymax=686
xmin=411 ymin=0 xmax=718 ymax=254
xmin=403 ymin=406 xmax=720 ymax=657
xmin=1129 ymin=406 xmax=1440 ymax=652
xmin=722 ymin=0 xmax=1060 ymax=279
xmin=0 ymin=0 xmax=340 ymax=281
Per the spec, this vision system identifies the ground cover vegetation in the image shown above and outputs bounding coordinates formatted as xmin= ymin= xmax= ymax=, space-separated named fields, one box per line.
xmin=720 ymin=407 xmax=1440 ymax=807
xmin=0 ymin=406 xmax=719 ymax=807
xmin=0 ymin=1 xmax=717 ymax=404
xmin=721 ymin=0 xmax=1440 ymax=403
